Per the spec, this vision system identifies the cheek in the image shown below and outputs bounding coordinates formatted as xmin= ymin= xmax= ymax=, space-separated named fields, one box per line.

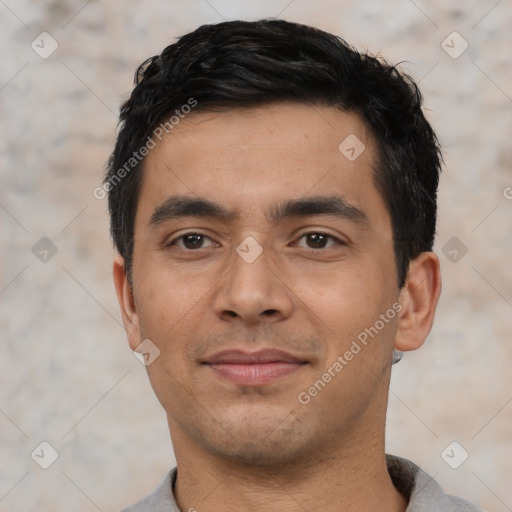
xmin=289 ymin=257 xmax=398 ymax=364
xmin=291 ymin=257 xmax=394 ymax=326
xmin=136 ymin=274 xmax=202 ymax=399
xmin=134 ymin=262 xmax=205 ymax=345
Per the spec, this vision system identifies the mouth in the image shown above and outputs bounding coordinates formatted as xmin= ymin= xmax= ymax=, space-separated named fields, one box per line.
xmin=203 ymin=349 xmax=308 ymax=386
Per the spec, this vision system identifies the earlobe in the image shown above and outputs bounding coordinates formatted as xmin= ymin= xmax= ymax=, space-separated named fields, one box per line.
xmin=113 ymin=255 xmax=141 ymax=350
xmin=394 ymin=252 xmax=442 ymax=352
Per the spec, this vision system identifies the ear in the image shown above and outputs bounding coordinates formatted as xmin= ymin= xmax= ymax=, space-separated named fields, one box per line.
xmin=394 ymin=252 xmax=442 ymax=352
xmin=113 ymin=254 xmax=141 ymax=351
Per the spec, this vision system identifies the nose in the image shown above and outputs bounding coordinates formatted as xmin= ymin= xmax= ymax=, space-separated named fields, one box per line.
xmin=212 ymin=241 xmax=294 ymax=325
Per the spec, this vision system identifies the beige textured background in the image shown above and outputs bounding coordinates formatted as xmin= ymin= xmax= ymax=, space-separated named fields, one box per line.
xmin=1 ymin=1 xmax=511 ymax=511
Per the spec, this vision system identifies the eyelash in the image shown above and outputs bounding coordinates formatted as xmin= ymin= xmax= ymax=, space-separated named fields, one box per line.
xmin=292 ymin=232 xmax=345 ymax=249
xmin=166 ymin=231 xmax=345 ymax=250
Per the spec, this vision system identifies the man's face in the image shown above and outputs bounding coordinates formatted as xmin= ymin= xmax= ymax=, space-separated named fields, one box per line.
xmin=122 ymin=103 xmax=402 ymax=465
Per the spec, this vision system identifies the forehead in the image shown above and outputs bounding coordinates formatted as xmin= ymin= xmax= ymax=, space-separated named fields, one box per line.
xmin=155 ymin=103 xmax=374 ymax=161
xmin=136 ymin=103 xmax=390 ymax=235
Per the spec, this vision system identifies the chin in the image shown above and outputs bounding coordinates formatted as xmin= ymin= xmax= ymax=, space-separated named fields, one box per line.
xmin=198 ymin=406 xmax=319 ymax=468
xmin=208 ymin=434 xmax=308 ymax=469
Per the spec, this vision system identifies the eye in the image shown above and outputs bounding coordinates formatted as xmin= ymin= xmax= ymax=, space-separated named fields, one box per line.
xmin=168 ymin=232 xmax=217 ymax=250
xmin=294 ymin=232 xmax=344 ymax=249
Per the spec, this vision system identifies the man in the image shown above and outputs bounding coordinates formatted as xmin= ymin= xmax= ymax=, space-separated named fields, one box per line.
xmin=105 ymin=19 xmax=481 ymax=512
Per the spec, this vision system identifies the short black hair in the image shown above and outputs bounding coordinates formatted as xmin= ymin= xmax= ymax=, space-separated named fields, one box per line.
xmin=105 ymin=19 xmax=442 ymax=287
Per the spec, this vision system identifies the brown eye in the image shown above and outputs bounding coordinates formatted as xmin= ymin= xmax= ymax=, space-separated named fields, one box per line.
xmin=295 ymin=232 xmax=342 ymax=249
xmin=169 ymin=233 xmax=216 ymax=250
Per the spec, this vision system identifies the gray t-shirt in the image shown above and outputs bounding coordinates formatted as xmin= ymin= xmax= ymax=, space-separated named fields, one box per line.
xmin=121 ymin=454 xmax=482 ymax=511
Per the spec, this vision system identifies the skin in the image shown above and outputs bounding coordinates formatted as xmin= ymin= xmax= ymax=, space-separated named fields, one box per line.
xmin=113 ymin=103 xmax=441 ymax=512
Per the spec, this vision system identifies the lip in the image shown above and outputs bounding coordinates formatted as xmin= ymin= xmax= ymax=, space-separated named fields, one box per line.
xmin=204 ymin=349 xmax=308 ymax=386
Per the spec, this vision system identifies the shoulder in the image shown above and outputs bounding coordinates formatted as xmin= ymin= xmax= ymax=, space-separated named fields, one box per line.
xmin=120 ymin=469 xmax=179 ymax=512
xmin=386 ymin=454 xmax=482 ymax=511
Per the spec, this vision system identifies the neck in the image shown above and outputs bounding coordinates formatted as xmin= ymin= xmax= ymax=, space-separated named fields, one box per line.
xmin=170 ymin=417 xmax=407 ymax=512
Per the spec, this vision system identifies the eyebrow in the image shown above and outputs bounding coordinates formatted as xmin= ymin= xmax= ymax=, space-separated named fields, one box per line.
xmin=148 ymin=195 xmax=369 ymax=228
